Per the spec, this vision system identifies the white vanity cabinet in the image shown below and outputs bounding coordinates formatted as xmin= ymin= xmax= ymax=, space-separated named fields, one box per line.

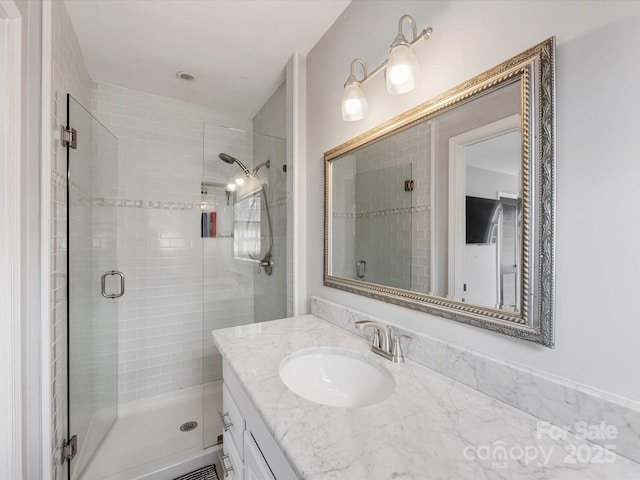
xmin=219 ymin=361 xmax=299 ymax=480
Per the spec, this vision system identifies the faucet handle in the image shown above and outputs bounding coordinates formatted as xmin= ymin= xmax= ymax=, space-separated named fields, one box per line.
xmin=391 ymin=334 xmax=412 ymax=363
xmin=355 ymin=320 xmax=383 ymax=349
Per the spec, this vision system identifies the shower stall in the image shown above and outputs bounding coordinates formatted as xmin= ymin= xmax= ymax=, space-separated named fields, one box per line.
xmin=66 ymin=93 xmax=290 ymax=480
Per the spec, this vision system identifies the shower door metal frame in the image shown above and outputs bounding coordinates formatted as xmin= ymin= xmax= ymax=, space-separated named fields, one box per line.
xmin=63 ymin=94 xmax=76 ymax=469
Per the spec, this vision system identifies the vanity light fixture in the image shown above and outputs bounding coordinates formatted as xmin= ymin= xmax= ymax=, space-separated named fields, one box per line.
xmin=342 ymin=59 xmax=368 ymax=121
xmin=341 ymin=14 xmax=432 ymax=121
xmin=386 ymin=15 xmax=422 ymax=94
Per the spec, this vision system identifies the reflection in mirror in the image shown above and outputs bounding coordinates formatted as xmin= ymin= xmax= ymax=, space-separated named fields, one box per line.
xmin=330 ymin=79 xmax=522 ymax=307
xmin=445 ymin=81 xmax=522 ymax=313
xmin=463 ymin=128 xmax=521 ymax=311
xmin=330 ymin=130 xmax=418 ymax=291
xmin=325 ymin=38 xmax=555 ymax=347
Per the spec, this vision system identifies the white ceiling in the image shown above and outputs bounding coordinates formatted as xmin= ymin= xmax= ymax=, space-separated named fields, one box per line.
xmin=64 ymin=0 xmax=350 ymax=117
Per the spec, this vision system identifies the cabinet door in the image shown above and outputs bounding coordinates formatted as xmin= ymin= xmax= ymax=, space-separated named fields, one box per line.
xmin=244 ymin=431 xmax=275 ymax=480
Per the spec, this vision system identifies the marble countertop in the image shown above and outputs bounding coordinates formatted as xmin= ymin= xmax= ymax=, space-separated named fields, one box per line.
xmin=212 ymin=315 xmax=640 ymax=479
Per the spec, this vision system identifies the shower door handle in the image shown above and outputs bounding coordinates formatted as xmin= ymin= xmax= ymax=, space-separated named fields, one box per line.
xmin=101 ymin=270 xmax=125 ymax=299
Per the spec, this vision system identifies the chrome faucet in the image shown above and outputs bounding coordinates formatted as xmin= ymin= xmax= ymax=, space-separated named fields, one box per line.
xmin=355 ymin=320 xmax=412 ymax=363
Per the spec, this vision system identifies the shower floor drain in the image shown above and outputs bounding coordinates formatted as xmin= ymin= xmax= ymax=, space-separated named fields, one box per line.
xmin=180 ymin=421 xmax=198 ymax=432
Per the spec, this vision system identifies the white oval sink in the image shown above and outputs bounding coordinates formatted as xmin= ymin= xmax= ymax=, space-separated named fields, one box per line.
xmin=279 ymin=348 xmax=395 ymax=408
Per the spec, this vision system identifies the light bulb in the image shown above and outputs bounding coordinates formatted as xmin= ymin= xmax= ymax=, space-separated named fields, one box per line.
xmin=341 ymin=82 xmax=368 ymax=121
xmin=344 ymin=98 xmax=362 ymax=115
xmin=388 ymin=63 xmax=410 ymax=86
xmin=226 ymin=183 xmax=237 ymax=192
xmin=386 ymin=44 xmax=420 ymax=94
xmin=235 ymin=177 xmax=245 ymax=186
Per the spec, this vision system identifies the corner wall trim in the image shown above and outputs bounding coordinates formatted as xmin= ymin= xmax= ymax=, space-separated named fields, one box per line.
xmin=0 ymin=0 xmax=23 ymax=478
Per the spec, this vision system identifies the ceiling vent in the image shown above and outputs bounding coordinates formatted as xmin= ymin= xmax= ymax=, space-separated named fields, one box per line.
xmin=176 ymin=71 xmax=195 ymax=81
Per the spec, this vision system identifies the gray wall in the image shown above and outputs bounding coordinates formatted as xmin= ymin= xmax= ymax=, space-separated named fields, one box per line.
xmin=306 ymin=0 xmax=640 ymax=402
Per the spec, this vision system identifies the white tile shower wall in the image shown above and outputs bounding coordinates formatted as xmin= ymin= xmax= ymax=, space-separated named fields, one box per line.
xmin=90 ymin=127 xmax=119 ymax=421
xmin=67 ymin=110 xmax=97 ymax=478
xmin=91 ymin=82 xmax=253 ymax=404
xmin=202 ymin=123 xmax=256 ymax=390
xmin=355 ymin=164 xmax=413 ymax=289
xmin=253 ymin=83 xmax=286 ymax=139
xmin=253 ymin=83 xmax=288 ymax=322
xmin=50 ymin=1 xmax=92 ymax=478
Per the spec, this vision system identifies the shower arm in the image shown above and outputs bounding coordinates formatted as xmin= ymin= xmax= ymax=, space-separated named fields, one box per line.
xmin=252 ymin=160 xmax=270 ymax=175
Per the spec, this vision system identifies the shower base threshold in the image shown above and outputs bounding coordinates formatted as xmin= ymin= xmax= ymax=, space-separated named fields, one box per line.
xmin=106 ymin=445 xmax=220 ymax=480
xmin=79 ymin=382 xmax=223 ymax=480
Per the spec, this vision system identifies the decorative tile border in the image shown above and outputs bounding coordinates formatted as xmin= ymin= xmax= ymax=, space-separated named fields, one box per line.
xmin=310 ymin=296 xmax=640 ymax=464
xmin=66 ymin=191 xmax=285 ymax=212
xmin=268 ymin=197 xmax=287 ymax=208
xmin=333 ymin=204 xmax=430 ymax=219
xmin=93 ymin=198 xmax=195 ymax=211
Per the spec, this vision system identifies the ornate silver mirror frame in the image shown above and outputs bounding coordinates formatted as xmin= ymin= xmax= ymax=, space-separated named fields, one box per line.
xmin=324 ymin=38 xmax=555 ymax=347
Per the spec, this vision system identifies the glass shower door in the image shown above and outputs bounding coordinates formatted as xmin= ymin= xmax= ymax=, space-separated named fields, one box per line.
xmin=67 ymin=95 xmax=120 ymax=480
xmin=201 ymin=125 xmax=289 ymax=448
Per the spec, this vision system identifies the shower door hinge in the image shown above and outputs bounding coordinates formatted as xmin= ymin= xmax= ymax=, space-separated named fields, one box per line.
xmin=61 ymin=435 xmax=77 ymax=464
xmin=61 ymin=125 xmax=77 ymax=149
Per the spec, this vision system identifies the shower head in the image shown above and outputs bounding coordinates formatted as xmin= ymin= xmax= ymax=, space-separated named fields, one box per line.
xmin=218 ymin=153 xmax=250 ymax=176
xmin=218 ymin=153 xmax=236 ymax=164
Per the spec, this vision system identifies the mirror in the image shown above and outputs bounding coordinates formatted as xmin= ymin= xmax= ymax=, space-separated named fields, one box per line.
xmin=325 ymin=38 xmax=555 ymax=347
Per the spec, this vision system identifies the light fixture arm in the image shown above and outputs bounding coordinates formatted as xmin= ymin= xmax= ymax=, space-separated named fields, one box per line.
xmin=392 ymin=14 xmax=418 ymax=48
xmin=345 ymin=58 xmax=368 ymax=87
xmin=350 ymin=17 xmax=432 ymax=88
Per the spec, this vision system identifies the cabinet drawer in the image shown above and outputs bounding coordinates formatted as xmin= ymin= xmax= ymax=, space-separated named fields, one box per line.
xmin=222 ymin=383 xmax=245 ymax=458
xmin=221 ymin=430 xmax=243 ymax=480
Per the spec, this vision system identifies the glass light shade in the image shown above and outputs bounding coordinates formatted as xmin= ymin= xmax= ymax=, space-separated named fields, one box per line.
xmin=226 ymin=183 xmax=237 ymax=192
xmin=386 ymin=44 xmax=421 ymax=94
xmin=341 ymin=83 xmax=368 ymax=121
